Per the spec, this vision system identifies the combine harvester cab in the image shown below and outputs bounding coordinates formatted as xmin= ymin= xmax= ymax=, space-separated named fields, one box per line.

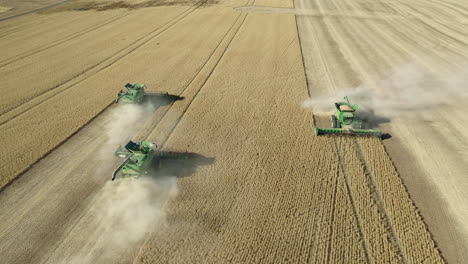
xmin=112 ymin=140 xmax=156 ymax=181
xmin=314 ymin=96 xmax=382 ymax=138
xmin=115 ymin=83 xmax=145 ymax=104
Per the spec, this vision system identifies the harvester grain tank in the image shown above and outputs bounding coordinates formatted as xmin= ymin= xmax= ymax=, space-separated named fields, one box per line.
xmin=314 ymin=96 xmax=382 ymax=138
xmin=116 ymin=82 xmax=177 ymax=104
xmin=116 ymin=83 xmax=145 ymax=103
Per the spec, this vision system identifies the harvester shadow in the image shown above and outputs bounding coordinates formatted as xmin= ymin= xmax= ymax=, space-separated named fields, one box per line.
xmin=143 ymin=93 xmax=184 ymax=108
xmin=356 ymin=110 xmax=393 ymax=140
xmin=148 ymin=152 xmax=215 ymax=179
xmin=356 ymin=110 xmax=391 ymax=129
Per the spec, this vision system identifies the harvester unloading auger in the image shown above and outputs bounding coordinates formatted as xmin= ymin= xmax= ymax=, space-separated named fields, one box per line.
xmin=115 ymin=83 xmax=172 ymax=104
xmin=112 ymin=140 xmax=188 ymax=181
xmin=314 ymin=96 xmax=382 ymax=138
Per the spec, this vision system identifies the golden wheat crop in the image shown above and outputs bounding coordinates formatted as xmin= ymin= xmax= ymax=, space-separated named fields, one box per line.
xmin=134 ymin=2 xmax=444 ymax=263
xmin=0 ymin=2 xmax=240 ymax=189
xmin=0 ymin=0 xmax=448 ymax=262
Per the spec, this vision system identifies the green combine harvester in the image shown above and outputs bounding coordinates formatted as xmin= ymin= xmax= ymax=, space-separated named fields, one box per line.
xmin=112 ymin=141 xmax=156 ymax=181
xmin=115 ymin=83 xmax=145 ymax=104
xmin=314 ymin=96 xmax=382 ymax=138
xmin=112 ymin=140 xmax=189 ymax=181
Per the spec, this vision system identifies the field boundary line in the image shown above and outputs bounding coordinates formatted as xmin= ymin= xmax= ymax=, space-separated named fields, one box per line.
xmin=0 ymin=3 xmax=198 ymax=125
xmin=0 ymin=12 xmax=131 ymax=68
xmin=331 ymin=137 xmax=371 ymax=264
xmin=293 ymin=0 xmax=311 ymax=97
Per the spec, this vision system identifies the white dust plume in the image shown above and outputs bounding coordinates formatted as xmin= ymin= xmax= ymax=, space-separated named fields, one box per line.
xmin=303 ymin=63 xmax=468 ymax=124
xmin=63 ymin=177 xmax=179 ymax=264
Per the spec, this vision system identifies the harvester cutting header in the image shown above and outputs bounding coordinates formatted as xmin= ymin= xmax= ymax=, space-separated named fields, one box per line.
xmin=116 ymin=83 xmax=145 ymax=103
xmin=314 ymin=96 xmax=382 ymax=138
xmin=116 ymin=82 xmax=175 ymax=104
xmin=112 ymin=140 xmax=189 ymax=181
xmin=112 ymin=140 xmax=155 ymax=181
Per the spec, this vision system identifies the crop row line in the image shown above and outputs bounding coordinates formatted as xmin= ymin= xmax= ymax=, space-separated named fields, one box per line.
xmin=331 ymin=137 xmax=371 ymax=263
xmin=157 ymin=0 xmax=255 ymax=148
xmin=354 ymin=138 xmax=408 ymax=263
xmin=0 ymin=3 xmax=200 ymax=126
xmin=0 ymin=12 xmax=131 ymax=68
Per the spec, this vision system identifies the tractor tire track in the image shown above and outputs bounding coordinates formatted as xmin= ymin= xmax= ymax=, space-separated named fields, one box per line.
xmin=0 ymin=12 xmax=131 ymax=68
xmin=0 ymin=103 xmax=156 ymax=264
xmin=0 ymin=2 xmax=251 ymax=262
xmin=158 ymin=12 xmax=249 ymax=148
xmin=308 ymin=0 xmax=466 ymax=262
xmin=0 ymin=13 xmax=65 ymax=38
xmin=341 ymin=0 xmax=468 ymax=145
xmin=0 ymin=0 xmax=74 ymax=22
xmin=391 ymin=0 xmax=468 ymax=48
xmin=0 ymin=4 xmax=199 ymax=126
xmin=325 ymin=162 xmax=339 ymax=264
xmin=150 ymin=0 xmax=255 ymax=148
xmin=353 ymin=138 xmax=407 ymax=263
xmin=133 ymin=0 xmax=254 ymax=143
xmin=296 ymin=0 xmax=362 ymax=96
xmin=331 ymin=137 xmax=371 ymax=264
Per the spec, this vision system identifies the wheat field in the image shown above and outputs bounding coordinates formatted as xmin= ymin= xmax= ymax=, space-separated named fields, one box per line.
xmin=0 ymin=0 xmax=462 ymax=262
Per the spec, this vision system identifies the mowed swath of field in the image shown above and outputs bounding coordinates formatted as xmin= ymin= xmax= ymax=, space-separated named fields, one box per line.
xmin=134 ymin=0 xmax=443 ymax=262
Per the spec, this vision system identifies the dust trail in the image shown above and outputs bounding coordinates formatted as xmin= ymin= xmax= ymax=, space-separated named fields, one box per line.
xmin=63 ymin=177 xmax=178 ymax=264
xmin=102 ymin=102 xmax=155 ymax=146
xmin=55 ymin=101 xmax=178 ymax=263
xmin=78 ymin=101 xmax=173 ymax=263
xmin=302 ymin=62 xmax=468 ymax=127
xmin=95 ymin=101 xmax=155 ymax=168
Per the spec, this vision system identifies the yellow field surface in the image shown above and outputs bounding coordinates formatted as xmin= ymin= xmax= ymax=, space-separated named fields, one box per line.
xmin=0 ymin=1 xmax=240 ymax=188
xmin=0 ymin=0 xmax=454 ymax=262
xmin=133 ymin=3 xmax=443 ymax=262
